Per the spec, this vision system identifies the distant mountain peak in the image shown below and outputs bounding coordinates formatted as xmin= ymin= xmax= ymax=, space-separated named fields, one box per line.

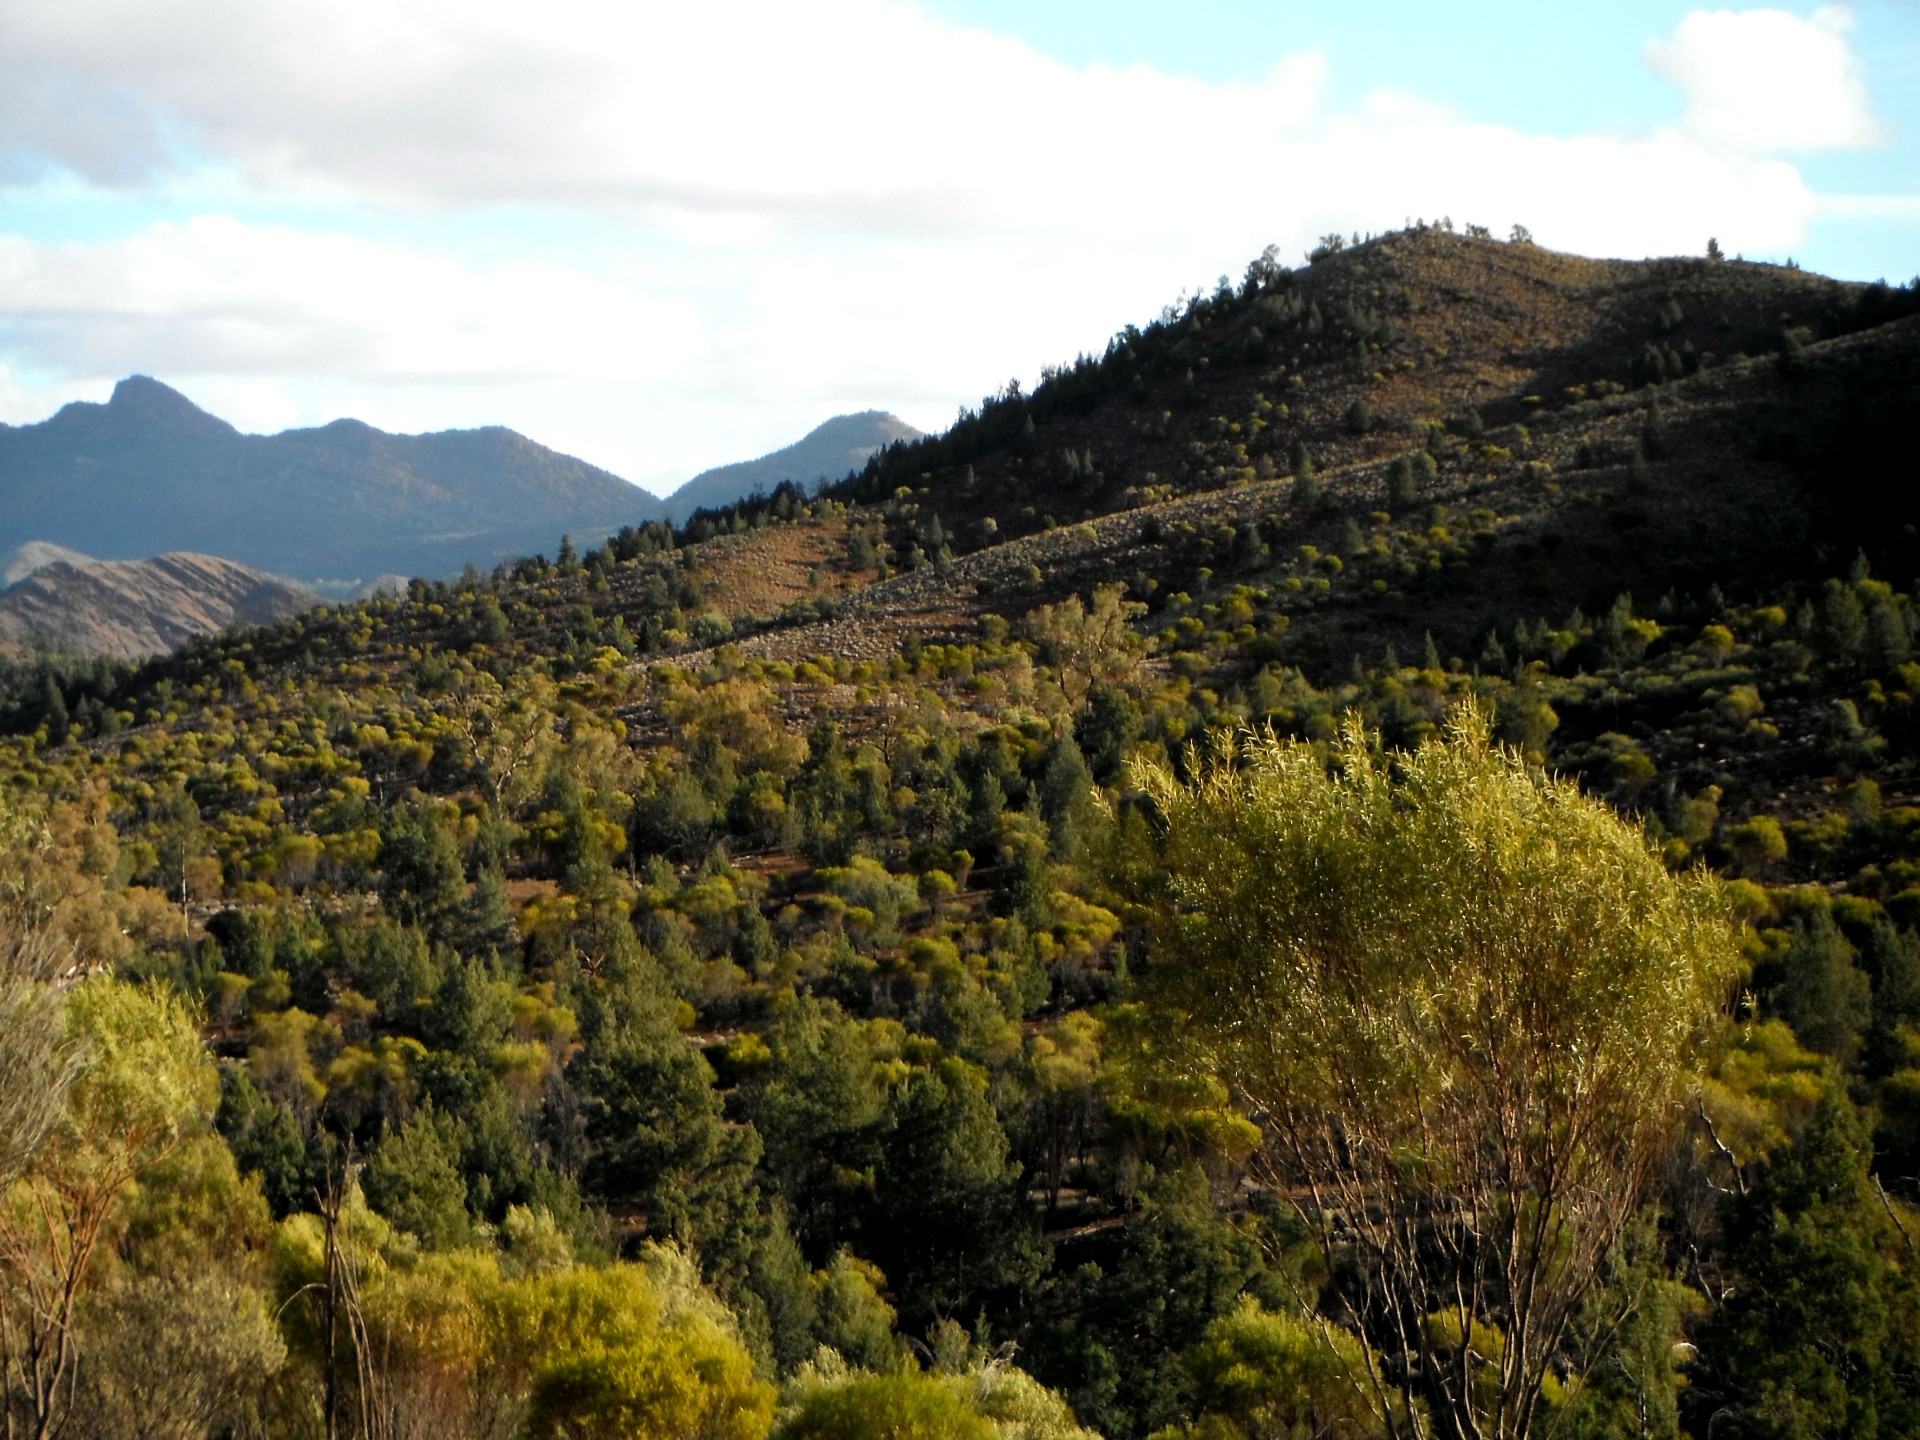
xmin=666 ymin=411 xmax=924 ymax=521
xmin=110 ymin=373 xmax=186 ymax=405
xmin=802 ymin=410 xmax=897 ymax=433
xmin=102 ymin=374 xmax=236 ymax=435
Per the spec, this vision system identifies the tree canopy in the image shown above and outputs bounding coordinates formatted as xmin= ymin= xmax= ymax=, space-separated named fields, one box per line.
xmin=1123 ymin=708 xmax=1743 ymax=1439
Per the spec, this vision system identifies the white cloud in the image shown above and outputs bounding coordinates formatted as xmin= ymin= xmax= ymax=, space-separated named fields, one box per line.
xmin=0 ymin=217 xmax=703 ymax=386
xmin=0 ymin=2 xmax=1887 ymax=494
xmin=3 ymin=1 xmax=1815 ymax=235
xmin=1646 ymin=6 xmax=1882 ymax=155
xmin=0 ymin=361 xmax=84 ymax=426
xmin=0 ymin=0 xmax=1235 ymax=227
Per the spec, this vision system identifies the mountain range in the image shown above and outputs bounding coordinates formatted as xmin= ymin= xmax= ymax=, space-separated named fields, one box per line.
xmin=0 ymin=381 xmax=918 ymax=655
xmin=0 ymin=379 xmax=923 ymax=585
xmin=0 ymin=376 xmax=663 ymax=584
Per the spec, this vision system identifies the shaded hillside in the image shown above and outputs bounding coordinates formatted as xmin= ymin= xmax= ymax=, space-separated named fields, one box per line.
xmin=0 ymin=376 xmax=665 ymax=582
xmin=823 ymin=228 xmax=1918 ymax=673
xmin=0 ymin=550 xmax=316 ymax=659
xmin=665 ymin=410 xmax=923 ymax=521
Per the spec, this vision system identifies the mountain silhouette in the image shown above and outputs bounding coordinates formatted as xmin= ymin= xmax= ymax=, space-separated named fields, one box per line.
xmin=0 ymin=377 xmax=665 ymax=582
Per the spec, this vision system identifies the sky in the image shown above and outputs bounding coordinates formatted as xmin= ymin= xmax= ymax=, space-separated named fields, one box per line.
xmin=1 ymin=2 xmax=1916 ymax=498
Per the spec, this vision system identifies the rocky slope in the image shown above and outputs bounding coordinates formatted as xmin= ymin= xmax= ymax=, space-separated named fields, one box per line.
xmin=0 ymin=377 xmax=665 ymax=583
xmin=0 ymin=550 xmax=316 ymax=659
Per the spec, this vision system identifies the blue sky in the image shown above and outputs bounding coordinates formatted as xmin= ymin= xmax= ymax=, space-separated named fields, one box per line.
xmin=1 ymin=2 xmax=1915 ymax=496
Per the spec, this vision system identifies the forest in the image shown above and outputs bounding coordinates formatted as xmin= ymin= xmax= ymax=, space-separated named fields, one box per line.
xmin=2 ymin=225 xmax=1919 ymax=1439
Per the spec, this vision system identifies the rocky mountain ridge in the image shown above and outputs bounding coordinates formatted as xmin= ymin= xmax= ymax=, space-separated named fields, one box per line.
xmin=0 ymin=549 xmax=315 ymax=659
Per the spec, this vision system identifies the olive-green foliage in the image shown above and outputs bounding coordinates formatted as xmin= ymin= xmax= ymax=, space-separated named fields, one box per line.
xmin=1125 ymin=707 xmax=1742 ymax=1440
xmin=15 ymin=281 xmax=1920 ymax=1435
xmin=776 ymin=1371 xmax=997 ymax=1440
xmin=376 ymin=804 xmax=466 ymax=938
xmin=215 ymin=1065 xmax=308 ymax=1217
xmin=739 ymin=1204 xmax=820 ymax=1370
xmin=1040 ymin=734 xmax=1099 ymax=864
xmin=423 ymin=949 xmax=516 ymax=1056
xmin=777 ymin=1362 xmax=1100 ymax=1440
xmin=1764 ymin=911 xmax=1872 ymax=1065
xmin=960 ymin=1361 xmax=1103 ymax=1440
xmin=2 ymin=979 xmax=228 ymax=1440
xmin=1554 ymin=1222 xmax=1703 ymax=1440
xmin=749 ymin=995 xmax=890 ymax=1254
xmin=56 ymin=978 xmax=221 ymax=1192
xmin=271 ymin=1208 xmax=773 ymax=1440
xmin=1077 ymin=685 xmax=1142 ymax=783
xmin=73 ymin=1263 xmax=285 ymax=1440
xmin=1026 ymin=585 xmax=1147 ymax=710
xmin=1018 ymin=1168 xmax=1288 ymax=1440
xmin=811 ymin=1251 xmax=907 ymax=1374
xmin=68 ymin=1132 xmax=284 ymax=1440
xmin=523 ymin=1271 xmax=774 ymax=1440
xmin=1179 ymin=1297 xmax=1393 ymax=1440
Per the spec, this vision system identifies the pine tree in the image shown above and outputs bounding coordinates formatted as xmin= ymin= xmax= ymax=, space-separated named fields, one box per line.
xmin=1290 ymin=441 xmax=1320 ymax=509
xmin=1690 ymin=1080 xmax=1920 ymax=1438
xmin=1387 ymin=455 xmax=1414 ymax=510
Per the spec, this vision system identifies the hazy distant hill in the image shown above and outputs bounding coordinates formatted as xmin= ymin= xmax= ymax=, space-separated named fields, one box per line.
xmin=0 ymin=548 xmax=315 ymax=659
xmin=0 ymin=377 xmax=665 ymax=583
xmin=665 ymin=411 xmax=923 ymax=522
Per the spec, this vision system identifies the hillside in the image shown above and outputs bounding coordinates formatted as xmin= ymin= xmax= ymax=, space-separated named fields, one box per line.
xmin=0 ymin=376 xmax=665 ymax=582
xmin=0 ymin=549 xmax=315 ymax=658
xmin=822 ymin=229 xmax=1914 ymax=655
xmin=4 ymin=228 xmax=1920 ymax=1439
xmin=665 ymin=410 xmax=924 ymax=521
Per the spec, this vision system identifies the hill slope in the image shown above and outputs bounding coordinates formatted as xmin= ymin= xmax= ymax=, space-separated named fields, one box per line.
xmin=813 ymin=229 xmax=1916 ymax=670
xmin=0 ymin=376 xmax=665 ymax=582
xmin=665 ymin=411 xmax=923 ymax=522
xmin=0 ymin=550 xmax=315 ymax=659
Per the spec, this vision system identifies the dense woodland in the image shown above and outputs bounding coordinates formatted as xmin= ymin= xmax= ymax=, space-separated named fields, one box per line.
xmin=3 ymin=226 xmax=1920 ymax=1439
